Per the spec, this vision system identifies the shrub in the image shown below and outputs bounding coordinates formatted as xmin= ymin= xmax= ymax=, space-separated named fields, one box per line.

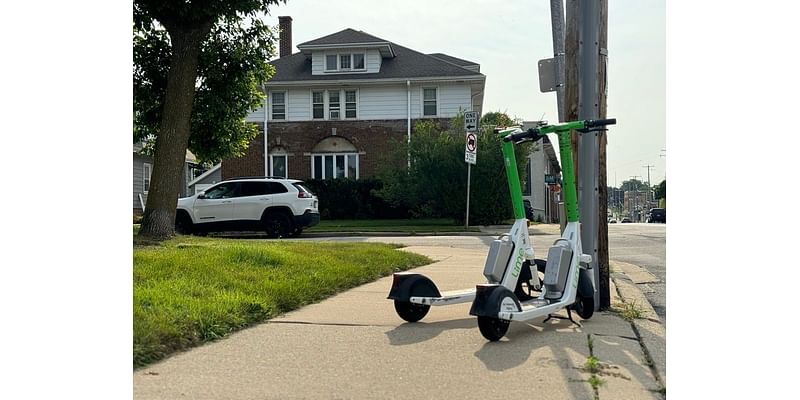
xmin=303 ymin=178 xmax=408 ymax=219
xmin=375 ymin=114 xmax=532 ymax=225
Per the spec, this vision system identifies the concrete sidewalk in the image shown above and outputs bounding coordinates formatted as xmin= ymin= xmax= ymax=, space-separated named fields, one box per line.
xmin=134 ymin=245 xmax=665 ymax=399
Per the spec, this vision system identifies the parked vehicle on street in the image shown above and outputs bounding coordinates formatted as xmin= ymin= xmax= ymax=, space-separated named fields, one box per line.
xmin=621 ymin=217 xmax=632 ymax=223
xmin=647 ymin=208 xmax=666 ymax=223
xmin=174 ymin=177 xmax=320 ymax=238
xmin=523 ymin=199 xmax=535 ymax=222
xmin=608 ymin=218 xmax=617 ymax=224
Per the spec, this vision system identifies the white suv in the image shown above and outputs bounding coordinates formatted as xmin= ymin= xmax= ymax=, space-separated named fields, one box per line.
xmin=175 ymin=177 xmax=320 ymax=238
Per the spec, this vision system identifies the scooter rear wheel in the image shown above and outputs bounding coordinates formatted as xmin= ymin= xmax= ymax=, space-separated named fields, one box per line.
xmin=478 ymin=316 xmax=510 ymax=341
xmin=394 ymin=300 xmax=430 ymax=322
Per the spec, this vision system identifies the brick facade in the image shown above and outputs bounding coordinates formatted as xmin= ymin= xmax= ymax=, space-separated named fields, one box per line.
xmin=222 ymin=119 xmax=451 ymax=180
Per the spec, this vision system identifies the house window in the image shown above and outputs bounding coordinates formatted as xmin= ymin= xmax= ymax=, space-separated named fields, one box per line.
xmin=423 ymin=88 xmax=437 ymax=116
xmin=345 ymin=90 xmax=357 ymax=119
xmin=326 ymin=55 xmax=337 ymax=71
xmin=271 ymin=91 xmax=286 ymax=120
xmin=271 ymin=154 xmax=287 ymax=179
xmin=353 ymin=53 xmax=365 ymax=70
xmin=328 ymin=90 xmax=340 ymax=119
xmin=312 ymin=91 xmax=324 ymax=119
xmin=143 ymin=163 xmax=151 ymax=193
xmin=340 ymin=54 xmax=351 ymax=69
xmin=311 ymin=153 xmax=359 ymax=180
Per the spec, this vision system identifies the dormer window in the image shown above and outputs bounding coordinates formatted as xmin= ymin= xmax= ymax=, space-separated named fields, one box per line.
xmin=326 ymin=55 xmax=337 ymax=71
xmin=353 ymin=54 xmax=365 ymax=70
xmin=324 ymin=52 xmax=367 ymax=72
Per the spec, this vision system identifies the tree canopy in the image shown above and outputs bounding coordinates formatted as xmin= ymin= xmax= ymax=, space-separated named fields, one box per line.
xmin=134 ymin=0 xmax=284 ymax=240
xmin=654 ymin=179 xmax=666 ymax=200
xmin=134 ymin=1 xmax=280 ymax=164
xmin=620 ymin=178 xmax=648 ymax=192
xmin=376 ymin=112 xmax=532 ymax=225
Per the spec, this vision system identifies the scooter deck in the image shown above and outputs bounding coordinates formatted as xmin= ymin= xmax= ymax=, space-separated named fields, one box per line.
xmin=410 ymin=288 xmax=477 ymax=306
xmin=499 ymin=298 xmax=570 ymax=321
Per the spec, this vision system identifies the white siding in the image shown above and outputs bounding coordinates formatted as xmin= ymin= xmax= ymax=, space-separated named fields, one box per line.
xmin=365 ymin=49 xmax=381 ymax=73
xmin=312 ymin=49 xmax=381 ymax=75
xmin=252 ymin=82 xmax=474 ymax=122
xmin=287 ymin=89 xmax=309 ymax=121
xmin=438 ymin=84 xmax=472 ymax=117
xmin=245 ymin=104 xmax=265 ymax=122
xmin=358 ymin=85 xmax=408 ymax=120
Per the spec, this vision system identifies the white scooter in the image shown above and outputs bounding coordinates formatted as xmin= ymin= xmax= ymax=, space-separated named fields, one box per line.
xmin=387 ymin=125 xmax=548 ymax=323
xmin=469 ymin=118 xmax=616 ymax=341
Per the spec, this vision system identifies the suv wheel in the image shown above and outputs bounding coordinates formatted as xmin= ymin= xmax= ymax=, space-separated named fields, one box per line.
xmin=264 ymin=212 xmax=292 ymax=239
xmin=175 ymin=212 xmax=193 ymax=235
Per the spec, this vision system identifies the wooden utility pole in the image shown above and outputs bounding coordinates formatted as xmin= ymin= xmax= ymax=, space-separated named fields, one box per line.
xmin=597 ymin=0 xmax=609 ymax=310
xmin=565 ymin=0 xmax=610 ymax=310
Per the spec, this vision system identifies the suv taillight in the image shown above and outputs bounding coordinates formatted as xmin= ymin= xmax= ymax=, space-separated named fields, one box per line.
xmin=298 ymin=191 xmax=312 ymax=198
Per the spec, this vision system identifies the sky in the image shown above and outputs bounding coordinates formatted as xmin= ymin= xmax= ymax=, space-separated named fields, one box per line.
xmin=257 ymin=0 xmax=666 ymax=187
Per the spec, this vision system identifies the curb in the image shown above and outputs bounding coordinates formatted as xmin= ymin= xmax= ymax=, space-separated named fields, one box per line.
xmin=301 ymin=224 xmax=563 ymax=238
xmin=610 ymin=261 xmax=667 ymax=389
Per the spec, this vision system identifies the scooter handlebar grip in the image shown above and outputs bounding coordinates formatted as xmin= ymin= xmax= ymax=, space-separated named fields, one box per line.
xmin=585 ymin=118 xmax=616 ymax=128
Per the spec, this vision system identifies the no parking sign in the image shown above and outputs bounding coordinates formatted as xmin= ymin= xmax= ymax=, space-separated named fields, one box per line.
xmin=464 ymin=111 xmax=478 ymax=165
xmin=465 ymin=132 xmax=477 ymax=164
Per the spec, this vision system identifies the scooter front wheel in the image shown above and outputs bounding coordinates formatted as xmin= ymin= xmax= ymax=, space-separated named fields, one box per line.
xmin=477 ymin=316 xmax=510 ymax=341
xmin=394 ymin=300 xmax=430 ymax=322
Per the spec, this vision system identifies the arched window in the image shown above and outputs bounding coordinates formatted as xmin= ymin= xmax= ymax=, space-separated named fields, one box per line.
xmin=311 ymin=136 xmax=359 ymax=180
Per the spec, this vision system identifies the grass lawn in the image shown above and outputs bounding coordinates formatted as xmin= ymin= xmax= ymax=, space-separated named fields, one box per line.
xmin=133 ymin=236 xmax=431 ymax=368
xmin=306 ymin=218 xmax=480 ymax=233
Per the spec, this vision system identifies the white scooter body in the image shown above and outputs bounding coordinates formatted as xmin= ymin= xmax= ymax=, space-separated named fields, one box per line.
xmin=405 ymin=218 xmax=538 ymax=307
xmin=496 ymin=221 xmax=590 ymax=321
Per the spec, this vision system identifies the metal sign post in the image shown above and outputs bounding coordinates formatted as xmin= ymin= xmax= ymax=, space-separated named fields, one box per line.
xmin=464 ymin=112 xmax=478 ymax=229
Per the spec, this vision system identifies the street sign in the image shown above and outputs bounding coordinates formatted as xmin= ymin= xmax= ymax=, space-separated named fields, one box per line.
xmin=465 ymin=132 xmax=477 ymax=164
xmin=464 ymin=111 xmax=478 ymax=132
xmin=545 ymin=174 xmax=556 ymax=184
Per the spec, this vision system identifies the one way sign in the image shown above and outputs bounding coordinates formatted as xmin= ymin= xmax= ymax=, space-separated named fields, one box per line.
xmin=464 ymin=111 xmax=478 ymax=132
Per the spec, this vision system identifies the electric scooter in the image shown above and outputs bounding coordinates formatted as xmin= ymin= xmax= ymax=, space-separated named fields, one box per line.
xmin=387 ymin=126 xmax=550 ymax=323
xmin=470 ymin=118 xmax=616 ymax=341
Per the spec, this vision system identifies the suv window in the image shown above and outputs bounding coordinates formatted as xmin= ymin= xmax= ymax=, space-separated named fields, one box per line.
xmin=203 ymin=183 xmax=237 ymax=199
xmin=237 ymin=181 xmax=289 ymax=197
xmin=292 ymin=183 xmax=314 ymax=195
xmin=266 ymin=182 xmax=289 ymax=194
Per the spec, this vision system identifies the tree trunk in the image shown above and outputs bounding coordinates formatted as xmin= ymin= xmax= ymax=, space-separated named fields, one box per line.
xmin=138 ymin=27 xmax=207 ymax=240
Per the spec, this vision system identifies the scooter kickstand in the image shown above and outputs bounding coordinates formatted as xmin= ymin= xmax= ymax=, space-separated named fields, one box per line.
xmin=542 ymin=309 xmax=582 ymax=327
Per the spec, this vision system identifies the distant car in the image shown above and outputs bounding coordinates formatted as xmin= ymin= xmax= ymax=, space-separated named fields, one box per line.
xmin=608 ymin=218 xmax=617 ymax=224
xmin=621 ymin=217 xmax=632 ymax=223
xmin=175 ymin=177 xmax=320 ymax=238
xmin=647 ymin=208 xmax=666 ymax=223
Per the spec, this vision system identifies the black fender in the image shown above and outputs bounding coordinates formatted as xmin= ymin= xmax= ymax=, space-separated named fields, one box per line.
xmin=387 ymin=273 xmax=441 ymax=301
xmin=577 ymin=268 xmax=595 ymax=299
xmin=469 ymin=284 xmax=521 ymax=317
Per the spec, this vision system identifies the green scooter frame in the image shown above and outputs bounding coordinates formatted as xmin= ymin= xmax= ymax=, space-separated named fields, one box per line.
xmin=469 ymin=118 xmax=616 ymax=341
xmin=387 ymin=127 xmax=547 ymax=323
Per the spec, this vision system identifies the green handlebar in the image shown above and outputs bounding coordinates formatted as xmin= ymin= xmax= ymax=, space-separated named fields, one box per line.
xmin=501 ymin=118 xmax=616 ymax=223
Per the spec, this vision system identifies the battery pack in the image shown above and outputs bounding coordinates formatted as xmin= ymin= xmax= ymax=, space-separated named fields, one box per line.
xmin=544 ymin=244 xmax=573 ymax=299
xmin=483 ymin=237 xmax=513 ymax=283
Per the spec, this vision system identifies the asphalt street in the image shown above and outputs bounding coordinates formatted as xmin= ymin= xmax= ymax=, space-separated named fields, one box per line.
xmin=608 ymin=223 xmax=666 ymax=326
